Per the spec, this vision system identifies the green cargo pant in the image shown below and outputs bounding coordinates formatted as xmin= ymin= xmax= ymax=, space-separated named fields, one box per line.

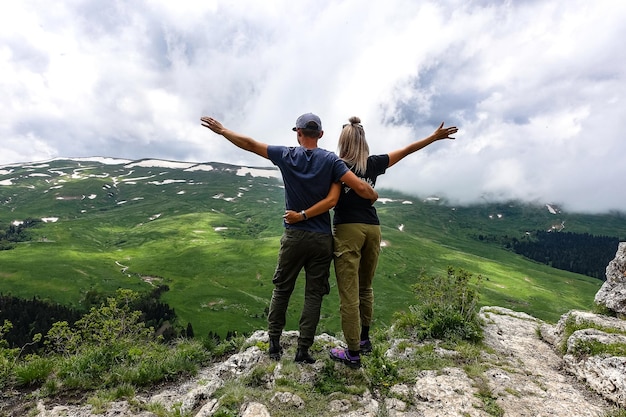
xmin=268 ymin=229 xmax=332 ymax=350
xmin=333 ymin=223 xmax=381 ymax=352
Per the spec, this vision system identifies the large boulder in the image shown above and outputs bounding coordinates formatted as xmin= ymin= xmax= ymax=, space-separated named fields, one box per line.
xmin=548 ymin=309 xmax=626 ymax=407
xmin=595 ymin=242 xmax=626 ymax=314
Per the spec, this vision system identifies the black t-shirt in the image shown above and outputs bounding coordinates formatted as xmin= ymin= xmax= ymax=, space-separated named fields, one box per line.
xmin=333 ymin=154 xmax=389 ymax=225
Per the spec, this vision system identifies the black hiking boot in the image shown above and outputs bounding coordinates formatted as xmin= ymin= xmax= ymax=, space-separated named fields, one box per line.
xmin=269 ymin=338 xmax=282 ymax=360
xmin=360 ymin=339 xmax=373 ymax=355
xmin=294 ymin=348 xmax=316 ymax=364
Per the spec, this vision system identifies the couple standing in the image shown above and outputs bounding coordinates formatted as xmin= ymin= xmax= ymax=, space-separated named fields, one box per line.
xmin=201 ymin=113 xmax=457 ymax=368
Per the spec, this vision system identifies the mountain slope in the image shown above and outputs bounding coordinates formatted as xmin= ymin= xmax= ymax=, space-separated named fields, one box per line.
xmin=1 ymin=158 xmax=624 ymax=337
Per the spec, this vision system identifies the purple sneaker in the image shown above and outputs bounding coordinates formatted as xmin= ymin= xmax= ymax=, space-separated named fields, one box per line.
xmin=360 ymin=339 xmax=372 ymax=355
xmin=329 ymin=347 xmax=361 ymax=369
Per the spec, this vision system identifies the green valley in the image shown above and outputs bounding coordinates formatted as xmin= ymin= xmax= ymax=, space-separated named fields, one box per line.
xmin=1 ymin=158 xmax=624 ymax=339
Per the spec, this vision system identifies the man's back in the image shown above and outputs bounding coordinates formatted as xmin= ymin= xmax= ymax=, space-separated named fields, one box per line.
xmin=267 ymin=146 xmax=347 ymax=234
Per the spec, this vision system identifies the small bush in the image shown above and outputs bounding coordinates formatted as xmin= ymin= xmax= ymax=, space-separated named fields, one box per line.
xmin=394 ymin=267 xmax=484 ymax=343
xmin=211 ymin=334 xmax=245 ymax=358
xmin=213 ymin=382 xmax=249 ymax=416
xmin=314 ymin=360 xmax=367 ymax=396
xmin=14 ymin=355 xmax=55 ymax=386
xmin=593 ymin=303 xmax=616 ymax=317
xmin=0 ymin=353 xmax=15 ymax=389
xmin=54 ymin=338 xmax=208 ymax=389
xmin=243 ymin=362 xmax=275 ymax=388
xmin=36 ymin=290 xmax=211 ymax=392
xmin=363 ymin=344 xmax=400 ymax=394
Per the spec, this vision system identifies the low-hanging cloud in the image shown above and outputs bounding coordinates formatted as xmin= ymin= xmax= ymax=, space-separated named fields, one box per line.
xmin=1 ymin=0 xmax=625 ymax=213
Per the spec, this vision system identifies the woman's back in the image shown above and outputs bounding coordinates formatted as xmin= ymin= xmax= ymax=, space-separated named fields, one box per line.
xmin=333 ymin=154 xmax=388 ymax=225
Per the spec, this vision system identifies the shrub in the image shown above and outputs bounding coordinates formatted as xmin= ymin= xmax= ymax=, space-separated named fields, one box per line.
xmin=313 ymin=358 xmax=368 ymax=396
xmin=394 ymin=267 xmax=484 ymax=343
xmin=54 ymin=335 xmax=208 ymax=390
xmin=36 ymin=289 xmax=210 ymax=392
xmin=363 ymin=343 xmax=400 ymax=394
xmin=45 ymin=289 xmax=153 ymax=357
xmin=14 ymin=354 xmax=55 ymax=386
xmin=0 ymin=320 xmax=17 ymax=389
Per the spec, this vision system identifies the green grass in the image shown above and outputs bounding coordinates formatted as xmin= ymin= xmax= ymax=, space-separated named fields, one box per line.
xmin=0 ymin=159 xmax=623 ymax=340
xmin=0 ymin=271 xmax=618 ymax=416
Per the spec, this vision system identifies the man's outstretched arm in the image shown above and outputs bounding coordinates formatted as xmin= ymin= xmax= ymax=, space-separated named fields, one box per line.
xmin=201 ymin=116 xmax=269 ymax=159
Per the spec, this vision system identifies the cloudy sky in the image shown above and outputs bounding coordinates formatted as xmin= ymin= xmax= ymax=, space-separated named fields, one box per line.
xmin=1 ymin=0 xmax=625 ymax=213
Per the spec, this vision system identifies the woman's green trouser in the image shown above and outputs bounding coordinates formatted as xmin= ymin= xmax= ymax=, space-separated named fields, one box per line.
xmin=333 ymin=223 xmax=381 ymax=352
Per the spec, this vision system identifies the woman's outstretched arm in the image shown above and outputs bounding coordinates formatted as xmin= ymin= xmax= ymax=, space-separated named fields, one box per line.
xmin=387 ymin=122 xmax=458 ymax=168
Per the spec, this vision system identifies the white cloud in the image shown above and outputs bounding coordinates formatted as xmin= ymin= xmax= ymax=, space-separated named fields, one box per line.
xmin=1 ymin=0 xmax=625 ymax=212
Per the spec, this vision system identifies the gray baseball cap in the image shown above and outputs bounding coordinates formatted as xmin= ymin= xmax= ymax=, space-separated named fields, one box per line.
xmin=292 ymin=113 xmax=322 ymax=132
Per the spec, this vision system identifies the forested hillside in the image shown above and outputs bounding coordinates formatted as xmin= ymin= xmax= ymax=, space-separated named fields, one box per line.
xmin=509 ymin=231 xmax=620 ymax=279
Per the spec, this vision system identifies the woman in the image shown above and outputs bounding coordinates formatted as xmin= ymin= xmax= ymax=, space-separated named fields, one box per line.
xmin=286 ymin=117 xmax=457 ymax=368
xmin=331 ymin=116 xmax=458 ymax=367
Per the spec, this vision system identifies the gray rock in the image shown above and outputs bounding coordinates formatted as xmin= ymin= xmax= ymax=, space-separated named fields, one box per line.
xmin=595 ymin=242 xmax=626 ymax=314
xmin=484 ymin=307 xmax=610 ymax=416
xmin=240 ymin=402 xmax=270 ymax=417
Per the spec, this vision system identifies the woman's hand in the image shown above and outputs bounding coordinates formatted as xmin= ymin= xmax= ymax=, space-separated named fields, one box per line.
xmin=433 ymin=122 xmax=458 ymax=140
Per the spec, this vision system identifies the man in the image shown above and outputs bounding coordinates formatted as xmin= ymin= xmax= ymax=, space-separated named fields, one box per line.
xmin=201 ymin=113 xmax=377 ymax=363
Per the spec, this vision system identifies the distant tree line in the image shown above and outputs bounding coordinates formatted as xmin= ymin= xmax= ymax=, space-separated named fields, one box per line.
xmin=0 ymin=285 xmax=177 ymax=352
xmin=0 ymin=294 xmax=82 ymax=351
xmin=0 ymin=218 xmax=40 ymax=250
xmin=132 ymin=285 xmax=178 ymax=339
xmin=505 ymin=231 xmax=619 ymax=280
xmin=0 ymin=284 xmax=240 ymax=351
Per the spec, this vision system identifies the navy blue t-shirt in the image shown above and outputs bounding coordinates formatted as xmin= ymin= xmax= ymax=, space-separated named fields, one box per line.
xmin=333 ymin=154 xmax=389 ymax=225
xmin=268 ymin=145 xmax=349 ymax=234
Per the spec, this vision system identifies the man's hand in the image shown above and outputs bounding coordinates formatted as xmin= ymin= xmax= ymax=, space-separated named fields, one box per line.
xmin=200 ymin=117 xmax=225 ymax=135
xmin=200 ymin=116 xmax=269 ymax=159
